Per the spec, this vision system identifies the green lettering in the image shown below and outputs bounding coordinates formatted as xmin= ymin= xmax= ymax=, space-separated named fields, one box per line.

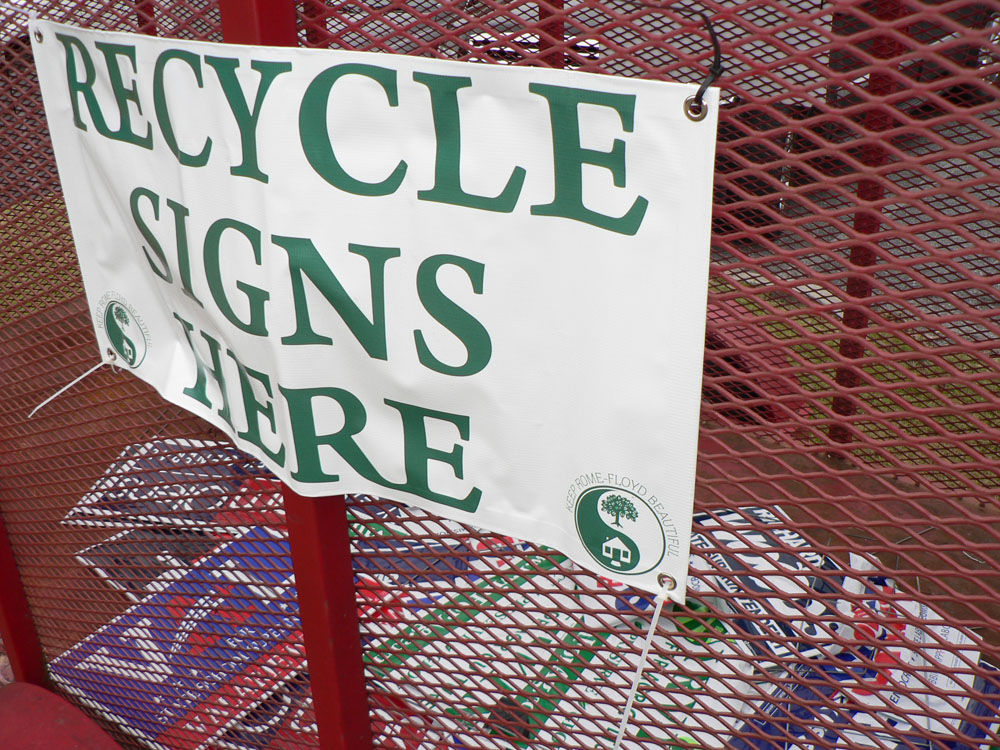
xmin=228 ymin=349 xmax=285 ymax=465
xmin=384 ymin=399 xmax=482 ymax=512
xmin=413 ymin=72 xmax=525 ymax=212
xmin=204 ymin=56 xmax=292 ymax=183
xmin=414 ymin=254 xmax=491 ymax=376
xmin=129 ymin=186 xmax=171 ymax=283
xmin=54 ymin=33 xmax=108 ymax=133
xmin=528 ymin=82 xmax=648 ymax=235
xmin=280 ymin=385 xmax=389 ymax=485
xmin=172 ymin=314 xmax=232 ymax=428
xmin=166 ymin=197 xmax=202 ymax=306
xmin=153 ymin=49 xmax=212 ymax=167
xmin=93 ymin=41 xmax=152 ymax=148
xmin=299 ymin=64 xmax=406 ymax=196
xmin=203 ymin=217 xmax=270 ymax=336
xmin=272 ymin=236 xmax=399 ymax=358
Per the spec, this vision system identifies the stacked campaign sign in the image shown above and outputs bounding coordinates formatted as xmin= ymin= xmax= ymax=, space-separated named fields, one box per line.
xmin=683 ymin=511 xmax=1000 ymax=750
xmin=58 ymin=443 xmax=761 ymax=748
xmin=687 ymin=507 xmax=855 ymax=667
xmin=358 ymin=539 xmax=758 ymax=749
xmin=57 ymin=440 xmax=306 ymax=749
xmin=211 ymin=672 xmax=316 ymax=750
xmin=732 ymin=657 xmax=1000 ymax=750
xmin=58 ymin=440 xmax=1000 ymax=748
xmin=50 ymin=526 xmax=303 ymax=750
xmin=65 ymin=439 xmax=282 ymax=603
xmin=62 ymin=438 xmax=262 ymax=529
xmin=75 ymin=526 xmax=225 ymax=601
xmin=31 ymin=18 xmax=720 ymax=600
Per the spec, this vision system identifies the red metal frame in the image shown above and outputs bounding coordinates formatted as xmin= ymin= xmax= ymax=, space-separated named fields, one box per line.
xmin=283 ymin=489 xmax=374 ymax=750
xmin=1 ymin=0 xmax=999 ymax=747
xmin=216 ymin=3 xmax=374 ymax=749
xmin=828 ymin=0 xmax=909 ymax=445
xmin=0 ymin=514 xmax=46 ymax=687
xmin=218 ymin=0 xmax=299 ymax=47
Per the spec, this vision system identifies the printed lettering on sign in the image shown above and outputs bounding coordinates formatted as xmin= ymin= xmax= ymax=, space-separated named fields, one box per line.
xmin=31 ymin=18 xmax=719 ymax=598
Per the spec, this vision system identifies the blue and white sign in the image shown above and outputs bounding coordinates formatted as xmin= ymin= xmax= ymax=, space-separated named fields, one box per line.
xmin=50 ymin=527 xmax=302 ymax=750
xmin=61 ymin=438 xmax=258 ymax=529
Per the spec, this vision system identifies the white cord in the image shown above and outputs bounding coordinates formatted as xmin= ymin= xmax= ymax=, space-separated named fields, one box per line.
xmin=611 ymin=583 xmax=670 ymax=750
xmin=28 ymin=360 xmax=110 ymax=417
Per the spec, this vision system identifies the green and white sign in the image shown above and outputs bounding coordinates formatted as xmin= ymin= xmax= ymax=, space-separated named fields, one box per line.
xmin=32 ymin=19 xmax=718 ymax=601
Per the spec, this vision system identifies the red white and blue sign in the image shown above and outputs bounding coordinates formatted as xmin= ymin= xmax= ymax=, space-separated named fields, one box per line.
xmin=50 ymin=526 xmax=303 ymax=750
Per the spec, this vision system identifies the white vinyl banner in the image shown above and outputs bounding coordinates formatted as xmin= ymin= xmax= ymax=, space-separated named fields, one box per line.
xmin=31 ymin=19 xmax=718 ymax=602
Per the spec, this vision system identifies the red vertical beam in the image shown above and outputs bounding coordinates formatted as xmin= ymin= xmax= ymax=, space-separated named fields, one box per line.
xmin=218 ymin=0 xmax=299 ymax=46
xmin=283 ymin=489 xmax=373 ymax=750
xmin=215 ymin=3 xmax=374 ymax=748
xmin=299 ymin=0 xmax=332 ymax=48
xmin=135 ymin=0 xmax=157 ymax=35
xmin=538 ymin=0 xmax=565 ymax=68
xmin=828 ymin=0 xmax=907 ymax=444
xmin=0 ymin=513 xmax=47 ymax=686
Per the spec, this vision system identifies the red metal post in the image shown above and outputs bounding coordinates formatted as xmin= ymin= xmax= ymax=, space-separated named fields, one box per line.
xmin=828 ymin=0 xmax=906 ymax=444
xmin=134 ymin=0 xmax=157 ymax=35
xmin=215 ymin=3 xmax=374 ymax=748
xmin=218 ymin=0 xmax=299 ymax=46
xmin=0 ymin=513 xmax=47 ymax=686
xmin=299 ymin=0 xmax=332 ymax=48
xmin=538 ymin=0 xmax=565 ymax=68
xmin=283 ymin=488 xmax=374 ymax=750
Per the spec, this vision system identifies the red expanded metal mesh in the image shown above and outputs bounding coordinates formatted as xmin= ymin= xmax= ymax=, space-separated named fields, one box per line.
xmin=1 ymin=0 xmax=999 ymax=748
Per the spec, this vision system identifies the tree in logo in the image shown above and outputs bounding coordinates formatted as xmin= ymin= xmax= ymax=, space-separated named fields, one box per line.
xmin=600 ymin=493 xmax=638 ymax=527
xmin=113 ymin=305 xmax=130 ymax=328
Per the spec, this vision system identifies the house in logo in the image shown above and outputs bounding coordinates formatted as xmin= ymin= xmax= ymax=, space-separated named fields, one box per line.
xmin=602 ymin=535 xmax=632 ymax=568
xmin=576 ymin=485 xmax=661 ymax=575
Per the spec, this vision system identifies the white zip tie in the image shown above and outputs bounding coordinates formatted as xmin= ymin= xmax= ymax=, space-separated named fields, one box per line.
xmin=611 ymin=575 xmax=675 ymax=750
xmin=28 ymin=358 xmax=112 ymax=418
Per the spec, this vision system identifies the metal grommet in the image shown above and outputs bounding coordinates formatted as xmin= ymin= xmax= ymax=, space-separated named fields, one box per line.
xmin=683 ymin=96 xmax=708 ymax=122
xmin=106 ymin=348 xmax=119 ymax=372
xmin=33 ymin=27 xmax=43 ymax=43
xmin=657 ymin=573 xmax=677 ymax=591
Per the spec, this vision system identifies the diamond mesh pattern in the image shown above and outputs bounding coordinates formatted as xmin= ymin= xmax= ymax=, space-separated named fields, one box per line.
xmin=2 ymin=0 xmax=999 ymax=748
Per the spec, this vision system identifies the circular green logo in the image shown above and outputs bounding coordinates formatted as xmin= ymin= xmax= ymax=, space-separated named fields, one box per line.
xmin=103 ymin=300 xmax=147 ymax=368
xmin=574 ymin=485 xmax=665 ymax=574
